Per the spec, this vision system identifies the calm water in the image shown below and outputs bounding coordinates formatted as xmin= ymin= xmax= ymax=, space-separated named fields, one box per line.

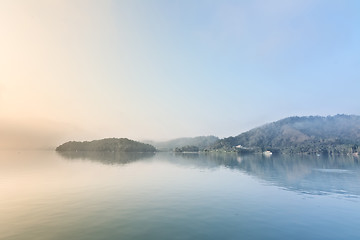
xmin=1 ymin=151 xmax=360 ymax=240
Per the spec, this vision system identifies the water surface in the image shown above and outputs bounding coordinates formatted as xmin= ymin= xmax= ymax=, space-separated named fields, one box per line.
xmin=1 ymin=151 xmax=360 ymax=239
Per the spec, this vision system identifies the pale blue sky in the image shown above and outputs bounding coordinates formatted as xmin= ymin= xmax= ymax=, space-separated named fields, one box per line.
xmin=1 ymin=0 xmax=360 ymax=148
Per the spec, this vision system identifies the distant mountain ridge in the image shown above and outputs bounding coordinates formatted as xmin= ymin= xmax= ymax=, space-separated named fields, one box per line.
xmin=145 ymin=136 xmax=219 ymax=151
xmin=56 ymin=138 xmax=156 ymax=152
xmin=55 ymin=115 xmax=360 ymax=155
xmin=210 ymin=115 xmax=360 ymax=155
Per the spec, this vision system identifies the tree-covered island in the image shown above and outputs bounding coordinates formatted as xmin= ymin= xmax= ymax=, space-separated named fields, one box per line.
xmin=56 ymin=138 xmax=156 ymax=152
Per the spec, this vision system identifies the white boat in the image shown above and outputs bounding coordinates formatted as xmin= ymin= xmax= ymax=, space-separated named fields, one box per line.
xmin=263 ymin=150 xmax=272 ymax=156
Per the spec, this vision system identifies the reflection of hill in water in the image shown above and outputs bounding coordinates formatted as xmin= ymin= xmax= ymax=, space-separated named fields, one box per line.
xmin=57 ymin=151 xmax=360 ymax=197
xmin=236 ymin=155 xmax=360 ymax=197
xmin=170 ymin=153 xmax=360 ymax=197
xmin=57 ymin=151 xmax=155 ymax=165
xmin=163 ymin=152 xmax=241 ymax=169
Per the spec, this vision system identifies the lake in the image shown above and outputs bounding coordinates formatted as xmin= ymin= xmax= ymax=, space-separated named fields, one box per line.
xmin=1 ymin=151 xmax=360 ymax=240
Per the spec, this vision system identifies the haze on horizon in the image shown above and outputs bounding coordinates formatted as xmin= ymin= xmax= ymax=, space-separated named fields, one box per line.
xmin=1 ymin=0 xmax=360 ymax=150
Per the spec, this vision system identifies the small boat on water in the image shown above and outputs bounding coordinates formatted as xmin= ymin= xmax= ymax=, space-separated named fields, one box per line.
xmin=263 ymin=150 xmax=272 ymax=156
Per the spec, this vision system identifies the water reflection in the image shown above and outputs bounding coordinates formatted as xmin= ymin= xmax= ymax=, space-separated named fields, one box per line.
xmin=171 ymin=153 xmax=360 ymax=197
xmin=57 ymin=151 xmax=360 ymax=197
xmin=57 ymin=151 xmax=155 ymax=165
xmin=236 ymin=154 xmax=360 ymax=197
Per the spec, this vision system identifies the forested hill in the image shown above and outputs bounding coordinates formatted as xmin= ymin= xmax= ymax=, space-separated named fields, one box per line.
xmin=146 ymin=136 xmax=219 ymax=151
xmin=56 ymin=138 xmax=156 ymax=152
xmin=210 ymin=115 xmax=360 ymax=155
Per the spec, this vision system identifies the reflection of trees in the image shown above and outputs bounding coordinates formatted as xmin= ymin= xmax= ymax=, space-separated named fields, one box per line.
xmin=246 ymin=155 xmax=360 ymax=197
xmin=57 ymin=150 xmax=360 ymax=197
xmin=173 ymin=152 xmax=360 ymax=170
xmin=237 ymin=154 xmax=360 ymax=179
xmin=57 ymin=151 xmax=155 ymax=165
xmin=171 ymin=152 xmax=240 ymax=169
xmin=172 ymin=153 xmax=360 ymax=197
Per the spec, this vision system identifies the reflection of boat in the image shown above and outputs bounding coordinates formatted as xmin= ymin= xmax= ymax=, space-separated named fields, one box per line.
xmin=263 ymin=150 xmax=272 ymax=156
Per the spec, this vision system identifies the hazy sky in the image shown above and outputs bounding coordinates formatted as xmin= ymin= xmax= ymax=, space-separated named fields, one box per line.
xmin=1 ymin=0 xmax=360 ymax=149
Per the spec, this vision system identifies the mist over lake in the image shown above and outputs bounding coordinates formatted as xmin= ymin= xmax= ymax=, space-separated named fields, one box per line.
xmin=2 ymin=151 xmax=360 ymax=240
xmin=2 ymin=1 xmax=360 ymax=239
